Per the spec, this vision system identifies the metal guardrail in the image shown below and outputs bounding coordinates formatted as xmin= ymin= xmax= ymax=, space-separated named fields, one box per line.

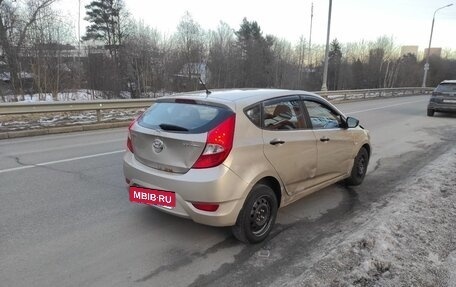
xmin=317 ymin=87 xmax=434 ymax=101
xmin=0 ymin=98 xmax=156 ymax=121
xmin=0 ymin=87 xmax=433 ymax=122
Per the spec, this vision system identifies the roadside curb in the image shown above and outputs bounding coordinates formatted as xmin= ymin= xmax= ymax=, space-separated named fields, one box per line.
xmin=0 ymin=121 xmax=130 ymax=139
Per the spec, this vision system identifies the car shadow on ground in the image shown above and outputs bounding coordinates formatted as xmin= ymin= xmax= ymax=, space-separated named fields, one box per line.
xmin=132 ymin=204 xmax=232 ymax=238
xmin=129 ymin=182 xmax=363 ymax=247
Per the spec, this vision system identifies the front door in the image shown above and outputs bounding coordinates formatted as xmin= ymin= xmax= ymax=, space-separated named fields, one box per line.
xmin=303 ymin=100 xmax=354 ymax=183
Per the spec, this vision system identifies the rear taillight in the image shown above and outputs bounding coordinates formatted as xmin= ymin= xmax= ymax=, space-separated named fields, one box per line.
xmin=192 ymin=114 xmax=235 ymax=169
xmin=126 ymin=112 xmax=144 ymax=153
xmin=127 ymin=119 xmax=135 ymax=153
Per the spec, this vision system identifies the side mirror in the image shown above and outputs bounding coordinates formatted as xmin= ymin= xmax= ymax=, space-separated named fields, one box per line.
xmin=346 ymin=117 xmax=359 ymax=128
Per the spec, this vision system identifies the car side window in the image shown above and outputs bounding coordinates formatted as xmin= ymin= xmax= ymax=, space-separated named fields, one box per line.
xmin=263 ymin=98 xmax=306 ymax=130
xmin=304 ymin=101 xmax=342 ymax=129
xmin=244 ymin=104 xmax=261 ymax=128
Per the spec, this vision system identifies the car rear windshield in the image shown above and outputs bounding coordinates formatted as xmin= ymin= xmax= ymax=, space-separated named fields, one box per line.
xmin=435 ymin=83 xmax=456 ymax=93
xmin=138 ymin=101 xmax=233 ymax=133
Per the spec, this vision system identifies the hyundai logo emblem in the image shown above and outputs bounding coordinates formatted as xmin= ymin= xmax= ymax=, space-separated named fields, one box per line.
xmin=152 ymin=139 xmax=164 ymax=153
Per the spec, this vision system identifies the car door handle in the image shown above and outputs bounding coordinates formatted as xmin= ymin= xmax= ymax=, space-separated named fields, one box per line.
xmin=270 ymin=139 xmax=285 ymax=145
xmin=320 ymin=137 xmax=330 ymax=142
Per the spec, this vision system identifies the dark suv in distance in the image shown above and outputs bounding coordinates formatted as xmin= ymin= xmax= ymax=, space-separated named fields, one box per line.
xmin=427 ymin=80 xmax=456 ymax=116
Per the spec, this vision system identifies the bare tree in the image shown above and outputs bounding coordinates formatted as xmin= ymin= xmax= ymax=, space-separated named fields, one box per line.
xmin=441 ymin=48 xmax=456 ymax=60
xmin=174 ymin=12 xmax=206 ymax=91
xmin=295 ymin=36 xmax=307 ymax=88
xmin=0 ymin=0 xmax=57 ymax=97
xmin=26 ymin=6 xmax=75 ymax=100
xmin=207 ymin=21 xmax=237 ymax=88
xmin=271 ymin=37 xmax=294 ymax=88
xmin=123 ymin=20 xmax=161 ymax=97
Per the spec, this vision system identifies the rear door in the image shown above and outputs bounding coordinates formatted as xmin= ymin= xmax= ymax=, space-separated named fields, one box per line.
xmin=261 ymin=96 xmax=318 ymax=195
xmin=131 ymin=100 xmax=233 ymax=174
xmin=303 ymin=100 xmax=355 ymax=183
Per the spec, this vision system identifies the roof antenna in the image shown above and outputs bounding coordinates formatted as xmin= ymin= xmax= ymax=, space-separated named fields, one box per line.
xmin=199 ymin=77 xmax=211 ymax=97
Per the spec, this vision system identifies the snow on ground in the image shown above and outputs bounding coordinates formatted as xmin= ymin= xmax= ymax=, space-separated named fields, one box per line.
xmin=0 ymin=109 xmax=145 ymax=131
xmin=279 ymin=148 xmax=456 ymax=286
xmin=0 ymin=90 xmax=176 ymax=131
xmin=1 ymin=90 xmax=107 ymax=102
xmin=0 ymin=90 xmax=163 ymax=131
xmin=0 ymin=90 xmax=173 ymax=103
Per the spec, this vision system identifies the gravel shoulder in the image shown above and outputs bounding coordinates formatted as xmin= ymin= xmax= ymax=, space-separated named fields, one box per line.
xmin=280 ymin=147 xmax=456 ymax=286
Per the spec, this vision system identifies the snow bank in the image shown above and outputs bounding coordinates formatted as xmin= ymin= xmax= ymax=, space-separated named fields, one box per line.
xmin=283 ymin=148 xmax=456 ymax=286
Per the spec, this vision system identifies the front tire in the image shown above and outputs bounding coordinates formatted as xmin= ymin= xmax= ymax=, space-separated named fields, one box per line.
xmin=231 ymin=184 xmax=278 ymax=244
xmin=345 ymin=147 xmax=369 ymax=186
xmin=427 ymin=109 xmax=435 ymax=117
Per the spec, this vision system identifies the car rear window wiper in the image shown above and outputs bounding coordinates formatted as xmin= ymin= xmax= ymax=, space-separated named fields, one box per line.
xmin=159 ymin=123 xmax=189 ymax=131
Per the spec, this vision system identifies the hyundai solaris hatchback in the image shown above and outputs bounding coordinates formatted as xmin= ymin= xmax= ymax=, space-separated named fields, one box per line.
xmin=123 ymin=89 xmax=371 ymax=243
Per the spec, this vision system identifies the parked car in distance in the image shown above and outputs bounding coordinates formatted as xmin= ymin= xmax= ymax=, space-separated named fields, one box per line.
xmin=123 ymin=89 xmax=371 ymax=243
xmin=428 ymin=80 xmax=456 ymax=116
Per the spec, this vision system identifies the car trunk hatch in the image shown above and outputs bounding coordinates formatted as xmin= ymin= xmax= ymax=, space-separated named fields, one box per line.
xmin=130 ymin=100 xmax=233 ymax=174
xmin=131 ymin=127 xmax=206 ymax=173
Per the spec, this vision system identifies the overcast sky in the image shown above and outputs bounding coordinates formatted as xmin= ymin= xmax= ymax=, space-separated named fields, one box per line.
xmin=57 ymin=0 xmax=456 ymax=50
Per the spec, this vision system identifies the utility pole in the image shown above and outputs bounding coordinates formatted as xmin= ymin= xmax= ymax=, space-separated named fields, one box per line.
xmin=78 ymin=0 xmax=82 ymax=90
xmin=78 ymin=0 xmax=81 ymax=51
xmin=321 ymin=0 xmax=332 ymax=92
xmin=308 ymin=2 xmax=314 ymax=67
xmin=421 ymin=3 xmax=453 ymax=87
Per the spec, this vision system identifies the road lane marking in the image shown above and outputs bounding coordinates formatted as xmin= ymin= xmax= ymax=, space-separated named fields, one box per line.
xmin=0 ymin=150 xmax=125 ymax=174
xmin=346 ymin=99 xmax=427 ymax=115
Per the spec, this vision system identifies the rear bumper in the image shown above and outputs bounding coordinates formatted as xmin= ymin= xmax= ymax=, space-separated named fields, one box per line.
xmin=123 ymin=151 xmax=249 ymax=226
xmin=428 ymin=102 xmax=456 ymax=113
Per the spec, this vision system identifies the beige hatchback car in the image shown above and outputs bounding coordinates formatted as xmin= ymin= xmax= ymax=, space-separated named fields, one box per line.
xmin=123 ymin=89 xmax=371 ymax=243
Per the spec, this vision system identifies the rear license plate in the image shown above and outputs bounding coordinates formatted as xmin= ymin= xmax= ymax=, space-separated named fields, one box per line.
xmin=129 ymin=186 xmax=176 ymax=208
xmin=443 ymin=99 xmax=456 ymax=103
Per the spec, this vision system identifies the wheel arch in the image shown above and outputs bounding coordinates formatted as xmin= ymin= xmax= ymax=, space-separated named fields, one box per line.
xmin=255 ymin=176 xmax=282 ymax=208
xmin=361 ymin=143 xmax=371 ymax=159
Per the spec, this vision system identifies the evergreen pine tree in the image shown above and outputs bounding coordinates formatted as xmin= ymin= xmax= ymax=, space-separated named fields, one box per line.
xmin=83 ymin=0 xmax=125 ymax=57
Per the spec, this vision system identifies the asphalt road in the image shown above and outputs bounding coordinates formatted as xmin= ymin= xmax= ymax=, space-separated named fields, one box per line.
xmin=1 ymin=95 xmax=455 ymax=287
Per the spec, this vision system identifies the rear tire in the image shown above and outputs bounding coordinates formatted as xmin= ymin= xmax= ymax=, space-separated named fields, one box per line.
xmin=231 ymin=184 xmax=278 ymax=244
xmin=345 ymin=147 xmax=369 ymax=186
xmin=427 ymin=109 xmax=435 ymax=117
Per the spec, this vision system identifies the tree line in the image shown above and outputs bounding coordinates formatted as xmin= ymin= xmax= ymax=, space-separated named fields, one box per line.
xmin=1 ymin=0 xmax=455 ymax=101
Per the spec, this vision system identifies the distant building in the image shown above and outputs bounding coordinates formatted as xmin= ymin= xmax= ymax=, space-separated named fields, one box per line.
xmin=172 ymin=63 xmax=208 ymax=92
xmin=176 ymin=63 xmax=208 ymax=82
xmin=401 ymin=46 xmax=418 ymax=57
xmin=424 ymin=47 xmax=442 ymax=58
